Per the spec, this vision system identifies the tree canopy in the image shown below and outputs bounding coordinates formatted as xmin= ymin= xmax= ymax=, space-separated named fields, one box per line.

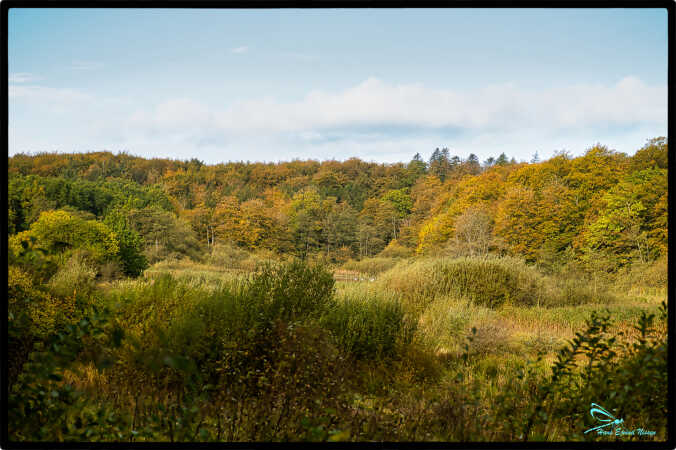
xmin=7 ymin=137 xmax=667 ymax=271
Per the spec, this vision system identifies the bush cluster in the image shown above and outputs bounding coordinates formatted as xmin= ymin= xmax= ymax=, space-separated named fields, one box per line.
xmin=378 ymin=256 xmax=618 ymax=309
xmin=321 ymin=290 xmax=413 ymax=360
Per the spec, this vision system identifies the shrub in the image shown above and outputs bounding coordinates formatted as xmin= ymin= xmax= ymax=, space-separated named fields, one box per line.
xmin=103 ymin=263 xmax=350 ymax=441
xmin=519 ymin=304 xmax=667 ymax=440
xmin=110 ymin=261 xmax=336 ymax=389
xmin=47 ymin=251 xmax=98 ymax=298
xmin=435 ymin=258 xmax=540 ymax=308
xmin=8 ymin=304 xmax=128 ymax=442
xmin=378 ymin=256 xmax=617 ymax=309
xmin=8 ymin=266 xmax=60 ymax=385
xmin=21 ymin=209 xmax=120 ymax=263
xmin=8 ymin=235 xmax=60 ymax=284
xmin=378 ymin=256 xmax=545 ymax=309
xmin=320 ymin=289 xmax=413 ymax=360
xmin=104 ymin=210 xmax=147 ymax=277
xmin=247 ymin=260 xmax=335 ymax=323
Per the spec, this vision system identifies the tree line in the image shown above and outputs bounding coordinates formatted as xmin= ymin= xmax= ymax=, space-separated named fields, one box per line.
xmin=8 ymin=137 xmax=667 ymax=275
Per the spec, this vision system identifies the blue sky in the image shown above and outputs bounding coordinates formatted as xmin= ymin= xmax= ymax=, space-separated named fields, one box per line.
xmin=8 ymin=8 xmax=668 ymax=164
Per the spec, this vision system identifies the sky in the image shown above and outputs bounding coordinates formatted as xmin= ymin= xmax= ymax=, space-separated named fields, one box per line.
xmin=8 ymin=8 xmax=668 ymax=164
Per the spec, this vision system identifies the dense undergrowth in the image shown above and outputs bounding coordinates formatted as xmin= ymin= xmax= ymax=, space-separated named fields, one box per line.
xmin=8 ymin=248 xmax=667 ymax=442
xmin=375 ymin=256 xmax=619 ymax=310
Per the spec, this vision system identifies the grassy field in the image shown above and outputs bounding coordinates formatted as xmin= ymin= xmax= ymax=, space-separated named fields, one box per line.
xmin=74 ymin=258 xmax=666 ymax=441
xmin=10 ymin=255 xmax=667 ymax=442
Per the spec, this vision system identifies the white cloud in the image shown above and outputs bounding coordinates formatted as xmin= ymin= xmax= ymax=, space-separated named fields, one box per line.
xmin=8 ymin=72 xmax=39 ymax=83
xmin=230 ymin=46 xmax=249 ymax=54
xmin=8 ymin=76 xmax=667 ymax=163
xmin=125 ymin=76 xmax=664 ymax=136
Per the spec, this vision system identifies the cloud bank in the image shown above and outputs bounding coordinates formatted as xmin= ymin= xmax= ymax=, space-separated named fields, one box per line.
xmin=8 ymin=76 xmax=667 ymax=163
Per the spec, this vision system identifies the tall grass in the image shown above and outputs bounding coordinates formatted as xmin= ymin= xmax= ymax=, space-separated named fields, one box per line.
xmin=47 ymin=251 xmax=98 ymax=298
xmin=377 ymin=256 xmax=618 ymax=310
xmin=143 ymin=259 xmax=244 ymax=290
xmin=105 ymin=261 xmax=337 ymax=389
xmin=341 ymin=257 xmax=402 ymax=276
xmin=416 ymin=296 xmax=490 ymax=356
xmin=613 ymin=256 xmax=668 ymax=298
xmin=207 ymin=242 xmax=250 ymax=268
xmin=321 ymin=287 xmax=413 ymax=360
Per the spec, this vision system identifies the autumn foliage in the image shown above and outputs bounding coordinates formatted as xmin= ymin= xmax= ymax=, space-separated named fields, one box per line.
xmin=8 ymin=138 xmax=667 ymax=272
xmin=5 ymin=138 xmax=668 ymax=442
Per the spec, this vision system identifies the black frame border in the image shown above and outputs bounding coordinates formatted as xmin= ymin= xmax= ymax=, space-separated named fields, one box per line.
xmin=1 ymin=1 xmax=673 ymax=449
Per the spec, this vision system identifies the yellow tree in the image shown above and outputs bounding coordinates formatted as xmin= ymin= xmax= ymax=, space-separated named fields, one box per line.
xmin=238 ymin=199 xmax=275 ymax=249
xmin=10 ymin=209 xmax=119 ymax=262
xmin=416 ymin=165 xmax=514 ymax=254
xmin=213 ymin=196 xmax=244 ymax=246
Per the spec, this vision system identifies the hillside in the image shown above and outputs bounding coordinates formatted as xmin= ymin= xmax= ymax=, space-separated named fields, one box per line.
xmin=8 ymin=137 xmax=667 ymax=273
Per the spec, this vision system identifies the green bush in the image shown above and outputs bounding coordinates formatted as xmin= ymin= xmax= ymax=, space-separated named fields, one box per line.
xmin=247 ymin=260 xmax=335 ymax=323
xmin=511 ymin=304 xmax=668 ymax=441
xmin=378 ymin=257 xmax=545 ymax=309
xmin=378 ymin=256 xmax=617 ymax=309
xmin=11 ymin=209 xmax=120 ymax=263
xmin=47 ymin=251 xmax=98 ymax=298
xmin=436 ymin=258 xmax=541 ymax=308
xmin=321 ymin=290 xmax=412 ymax=360
xmin=104 ymin=210 xmax=147 ymax=277
xmin=8 ymin=303 xmax=128 ymax=442
xmin=8 ymin=235 xmax=60 ymax=284
xmin=8 ymin=265 xmax=65 ymax=385
xmin=100 ymin=262 xmax=350 ymax=441
xmin=109 ymin=261 xmax=335 ymax=388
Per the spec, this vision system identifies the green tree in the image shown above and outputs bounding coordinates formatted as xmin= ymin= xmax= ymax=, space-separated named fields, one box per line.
xmin=104 ymin=210 xmax=147 ymax=276
xmin=405 ymin=153 xmax=428 ymax=185
xmin=322 ymin=199 xmax=358 ymax=259
xmin=126 ymin=207 xmax=201 ymax=262
xmin=288 ymin=187 xmax=325 ymax=257
xmin=495 ymin=153 xmax=509 ymax=166
xmin=631 ymin=137 xmax=667 ymax=171
xmin=10 ymin=210 xmax=119 ymax=263
xmin=582 ymin=168 xmax=667 ymax=266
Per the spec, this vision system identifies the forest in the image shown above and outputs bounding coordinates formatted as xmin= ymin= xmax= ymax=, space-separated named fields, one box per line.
xmin=7 ymin=137 xmax=668 ymax=442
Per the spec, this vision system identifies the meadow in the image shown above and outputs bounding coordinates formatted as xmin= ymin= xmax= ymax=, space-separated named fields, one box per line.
xmin=8 ymin=251 xmax=666 ymax=442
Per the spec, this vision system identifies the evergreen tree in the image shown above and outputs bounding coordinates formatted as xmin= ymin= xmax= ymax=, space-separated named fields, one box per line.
xmin=496 ymin=153 xmax=509 ymax=166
